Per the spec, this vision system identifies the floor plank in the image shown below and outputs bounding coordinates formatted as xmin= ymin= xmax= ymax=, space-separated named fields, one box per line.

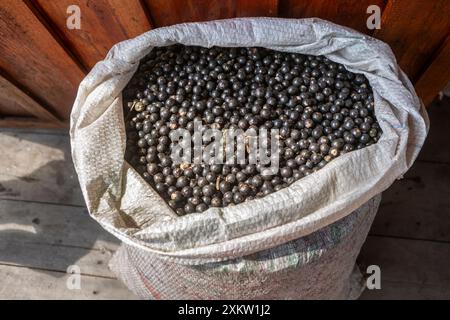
xmin=0 ymin=199 xmax=121 ymax=278
xmin=0 ymin=130 xmax=137 ymax=299
xmin=359 ymin=236 xmax=450 ymax=299
xmin=360 ymin=280 xmax=450 ymax=300
xmin=0 ymin=131 xmax=84 ymax=206
xmin=0 ymin=264 xmax=137 ymax=300
xmin=370 ymin=162 xmax=450 ymax=242
xmin=0 ymin=241 xmax=116 ymax=278
xmin=417 ymin=97 xmax=450 ymax=163
xmin=0 ymin=199 xmax=118 ymax=251
xmin=0 ymin=198 xmax=137 ymax=299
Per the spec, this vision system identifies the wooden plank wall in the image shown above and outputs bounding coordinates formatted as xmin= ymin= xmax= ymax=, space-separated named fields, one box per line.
xmin=32 ymin=0 xmax=152 ymax=70
xmin=279 ymin=0 xmax=386 ymax=33
xmin=416 ymin=35 xmax=450 ymax=106
xmin=0 ymin=0 xmax=449 ymax=129
xmin=0 ymin=1 xmax=85 ymax=123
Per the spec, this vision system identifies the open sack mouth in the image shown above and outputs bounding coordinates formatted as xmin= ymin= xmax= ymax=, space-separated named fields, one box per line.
xmin=70 ymin=18 xmax=427 ymax=261
xmin=123 ymin=45 xmax=382 ymax=216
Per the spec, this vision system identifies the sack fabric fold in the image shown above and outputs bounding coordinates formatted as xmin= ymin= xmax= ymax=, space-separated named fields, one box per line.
xmin=70 ymin=17 xmax=427 ymax=298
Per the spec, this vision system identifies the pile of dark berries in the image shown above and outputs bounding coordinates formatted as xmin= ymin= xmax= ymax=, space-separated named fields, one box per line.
xmin=123 ymin=45 xmax=382 ymax=216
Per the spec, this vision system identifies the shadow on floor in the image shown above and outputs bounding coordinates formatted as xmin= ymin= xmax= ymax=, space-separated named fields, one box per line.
xmin=0 ymin=131 xmax=119 ymax=278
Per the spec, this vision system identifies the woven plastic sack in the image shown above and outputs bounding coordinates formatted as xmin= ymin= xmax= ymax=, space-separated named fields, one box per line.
xmin=110 ymin=195 xmax=380 ymax=299
xmin=70 ymin=18 xmax=428 ymax=297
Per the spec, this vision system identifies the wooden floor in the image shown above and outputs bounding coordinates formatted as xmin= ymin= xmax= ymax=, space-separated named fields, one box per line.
xmin=0 ymin=98 xmax=449 ymax=299
xmin=0 ymin=128 xmax=137 ymax=299
xmin=359 ymin=97 xmax=450 ymax=299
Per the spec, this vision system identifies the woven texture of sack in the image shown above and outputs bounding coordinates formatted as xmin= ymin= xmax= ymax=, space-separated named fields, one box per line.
xmin=109 ymin=195 xmax=381 ymax=299
xmin=71 ymin=18 xmax=427 ymax=264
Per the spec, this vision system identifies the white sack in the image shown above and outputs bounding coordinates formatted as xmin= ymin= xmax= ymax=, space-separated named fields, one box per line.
xmin=110 ymin=195 xmax=381 ymax=299
xmin=70 ymin=18 xmax=428 ymax=264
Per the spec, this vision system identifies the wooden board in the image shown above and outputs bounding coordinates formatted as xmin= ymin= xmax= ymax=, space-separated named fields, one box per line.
xmin=0 ymin=1 xmax=85 ymax=120
xmin=415 ymin=36 xmax=450 ymax=106
xmin=0 ymin=199 xmax=118 ymax=251
xmin=416 ymin=97 xmax=450 ymax=163
xmin=33 ymin=0 xmax=152 ymax=70
xmin=370 ymin=162 xmax=450 ymax=242
xmin=359 ymin=235 xmax=450 ymax=299
xmin=0 ymin=129 xmax=131 ymax=298
xmin=0 ymin=75 xmax=60 ymax=121
xmin=0 ymin=264 xmax=137 ymax=299
xmin=360 ymin=280 xmax=450 ymax=300
xmin=236 ymin=0 xmax=278 ymax=17
xmin=0 ymin=131 xmax=84 ymax=206
xmin=144 ymin=0 xmax=278 ymax=27
xmin=145 ymin=0 xmax=235 ymax=27
xmin=0 ymin=242 xmax=116 ymax=278
xmin=0 ymin=118 xmax=67 ymax=130
xmin=279 ymin=0 xmax=386 ymax=34
xmin=374 ymin=0 xmax=450 ymax=82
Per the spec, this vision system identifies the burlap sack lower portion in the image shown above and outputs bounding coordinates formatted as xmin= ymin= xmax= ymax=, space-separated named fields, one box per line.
xmin=110 ymin=195 xmax=380 ymax=300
